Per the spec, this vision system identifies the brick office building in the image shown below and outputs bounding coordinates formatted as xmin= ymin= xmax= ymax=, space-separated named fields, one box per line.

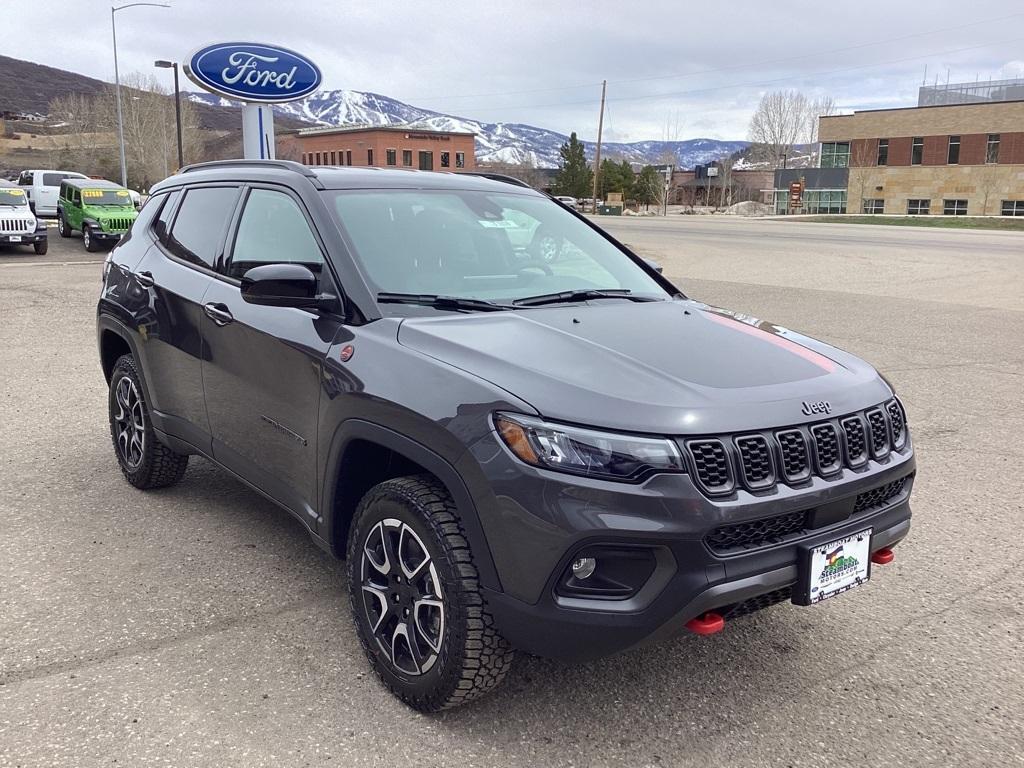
xmin=815 ymin=100 xmax=1024 ymax=216
xmin=288 ymin=126 xmax=476 ymax=172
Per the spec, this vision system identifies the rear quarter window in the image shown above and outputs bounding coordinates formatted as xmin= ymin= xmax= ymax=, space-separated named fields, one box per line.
xmin=164 ymin=186 xmax=239 ymax=269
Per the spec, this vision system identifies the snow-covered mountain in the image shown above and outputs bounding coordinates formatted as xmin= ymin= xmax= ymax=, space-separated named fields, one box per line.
xmin=188 ymin=89 xmax=749 ymax=169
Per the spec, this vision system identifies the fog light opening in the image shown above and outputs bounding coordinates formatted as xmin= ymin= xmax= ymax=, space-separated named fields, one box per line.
xmin=571 ymin=556 xmax=597 ymax=580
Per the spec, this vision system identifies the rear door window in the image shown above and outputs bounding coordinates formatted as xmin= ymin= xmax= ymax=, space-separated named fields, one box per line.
xmin=165 ymin=186 xmax=239 ymax=269
xmin=42 ymin=173 xmax=70 ymax=186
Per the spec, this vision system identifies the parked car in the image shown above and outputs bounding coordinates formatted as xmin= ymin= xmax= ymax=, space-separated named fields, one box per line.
xmin=17 ymin=169 xmax=88 ymax=216
xmin=554 ymin=195 xmax=577 ymax=208
xmin=0 ymin=180 xmax=48 ymax=254
xmin=97 ymin=160 xmax=914 ymax=712
xmin=57 ymin=178 xmax=138 ymax=252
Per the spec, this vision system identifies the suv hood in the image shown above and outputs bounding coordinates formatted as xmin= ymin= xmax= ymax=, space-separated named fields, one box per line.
xmin=397 ymin=300 xmax=892 ymax=434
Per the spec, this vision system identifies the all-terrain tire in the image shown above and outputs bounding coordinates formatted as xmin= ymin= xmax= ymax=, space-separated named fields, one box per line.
xmin=347 ymin=474 xmax=514 ymax=712
xmin=57 ymin=214 xmax=71 ymax=238
xmin=108 ymin=354 xmax=188 ymax=489
xmin=83 ymin=226 xmax=100 ymax=252
xmin=33 ymin=240 xmax=48 ymax=255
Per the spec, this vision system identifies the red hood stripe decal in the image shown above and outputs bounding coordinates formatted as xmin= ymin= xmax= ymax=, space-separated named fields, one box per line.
xmin=702 ymin=312 xmax=838 ymax=373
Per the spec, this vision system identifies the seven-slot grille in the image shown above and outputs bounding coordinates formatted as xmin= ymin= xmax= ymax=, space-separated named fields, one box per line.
xmin=0 ymin=218 xmax=34 ymax=233
xmin=104 ymin=217 xmax=133 ymax=232
xmin=683 ymin=399 xmax=907 ymax=496
xmin=852 ymin=476 xmax=907 ymax=514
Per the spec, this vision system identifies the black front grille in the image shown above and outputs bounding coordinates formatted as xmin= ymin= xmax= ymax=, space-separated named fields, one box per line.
xmin=721 ymin=587 xmax=793 ymax=620
xmin=776 ymin=429 xmax=811 ymax=482
xmin=867 ymin=409 xmax=890 ymax=458
xmin=841 ymin=416 xmax=868 ymax=467
xmin=811 ymin=423 xmax=842 ymax=474
xmin=853 ymin=476 xmax=908 ymax=514
xmin=887 ymin=400 xmax=906 ymax=448
xmin=706 ymin=510 xmax=806 ymax=553
xmin=104 ymin=217 xmax=133 ymax=232
xmin=687 ymin=440 xmax=732 ymax=493
xmin=735 ymin=435 xmax=773 ymax=488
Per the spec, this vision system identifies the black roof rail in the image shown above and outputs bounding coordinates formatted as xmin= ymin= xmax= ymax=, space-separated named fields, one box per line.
xmin=457 ymin=172 xmax=533 ymax=189
xmin=178 ymin=159 xmax=323 ymax=188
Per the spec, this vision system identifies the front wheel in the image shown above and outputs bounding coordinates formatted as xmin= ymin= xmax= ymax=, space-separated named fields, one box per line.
xmin=347 ymin=475 xmax=514 ymax=712
xmin=33 ymin=240 xmax=48 ymax=255
xmin=83 ymin=226 xmax=100 ymax=252
xmin=108 ymin=354 xmax=188 ymax=489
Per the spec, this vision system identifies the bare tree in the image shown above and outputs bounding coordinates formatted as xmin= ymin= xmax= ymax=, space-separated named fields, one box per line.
xmin=847 ymin=140 xmax=878 ymax=214
xmin=976 ymin=165 xmax=1000 ymax=215
xmin=748 ymin=90 xmax=836 ymax=169
xmin=804 ymin=96 xmax=836 ymax=165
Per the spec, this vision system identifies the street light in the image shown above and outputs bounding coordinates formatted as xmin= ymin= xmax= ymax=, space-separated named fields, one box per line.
xmin=111 ymin=1 xmax=170 ymax=188
xmin=154 ymin=60 xmax=183 ymax=169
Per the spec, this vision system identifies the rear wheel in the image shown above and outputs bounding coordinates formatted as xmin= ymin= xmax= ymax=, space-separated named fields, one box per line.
xmin=347 ymin=475 xmax=514 ymax=712
xmin=33 ymin=240 xmax=47 ymax=255
xmin=108 ymin=354 xmax=188 ymax=489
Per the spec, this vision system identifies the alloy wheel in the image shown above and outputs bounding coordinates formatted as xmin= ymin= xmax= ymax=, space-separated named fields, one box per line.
xmin=112 ymin=376 xmax=145 ymax=469
xmin=83 ymin=228 xmax=91 ymax=249
xmin=360 ymin=518 xmax=445 ymax=676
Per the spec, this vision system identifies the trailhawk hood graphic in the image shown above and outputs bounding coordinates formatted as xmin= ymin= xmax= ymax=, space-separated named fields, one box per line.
xmin=397 ymin=300 xmax=892 ymax=434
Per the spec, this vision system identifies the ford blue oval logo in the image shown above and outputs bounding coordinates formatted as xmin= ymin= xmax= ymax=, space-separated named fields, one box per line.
xmin=184 ymin=42 xmax=321 ymax=103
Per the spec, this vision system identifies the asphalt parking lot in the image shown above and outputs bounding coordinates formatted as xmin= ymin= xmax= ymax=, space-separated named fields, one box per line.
xmin=2 ymin=217 xmax=1022 ymax=767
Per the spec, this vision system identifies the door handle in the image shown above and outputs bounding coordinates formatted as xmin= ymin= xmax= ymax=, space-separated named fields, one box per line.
xmin=203 ymin=302 xmax=234 ymax=326
xmin=135 ymin=270 xmax=154 ymax=288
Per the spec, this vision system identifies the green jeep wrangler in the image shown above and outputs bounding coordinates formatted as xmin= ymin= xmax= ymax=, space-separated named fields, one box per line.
xmin=56 ymin=179 xmax=138 ymax=252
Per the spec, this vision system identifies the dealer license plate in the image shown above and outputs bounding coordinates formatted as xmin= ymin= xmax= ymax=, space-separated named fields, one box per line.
xmin=8 ymin=235 xmax=21 ymax=242
xmin=805 ymin=529 xmax=871 ymax=604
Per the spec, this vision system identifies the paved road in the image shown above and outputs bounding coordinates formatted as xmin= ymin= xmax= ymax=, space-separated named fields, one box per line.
xmin=2 ymin=221 xmax=1022 ymax=767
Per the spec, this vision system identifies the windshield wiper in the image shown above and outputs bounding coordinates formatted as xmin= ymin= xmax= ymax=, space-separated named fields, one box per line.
xmin=513 ymin=288 xmax=658 ymax=307
xmin=376 ymin=292 xmax=515 ymax=312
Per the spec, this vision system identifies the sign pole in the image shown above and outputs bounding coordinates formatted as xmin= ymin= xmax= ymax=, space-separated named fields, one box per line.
xmin=242 ymin=104 xmax=276 ymax=160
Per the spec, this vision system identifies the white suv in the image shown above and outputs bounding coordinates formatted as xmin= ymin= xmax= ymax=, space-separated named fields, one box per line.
xmin=0 ymin=180 xmax=48 ymax=254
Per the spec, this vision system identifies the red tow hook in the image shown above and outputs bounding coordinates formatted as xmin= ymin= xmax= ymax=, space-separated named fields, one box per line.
xmin=686 ymin=612 xmax=725 ymax=635
xmin=871 ymin=547 xmax=895 ymax=565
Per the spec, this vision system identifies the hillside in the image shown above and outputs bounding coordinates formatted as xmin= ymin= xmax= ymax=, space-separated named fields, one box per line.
xmin=191 ymin=89 xmax=750 ymax=169
xmin=0 ymin=54 xmax=309 ymax=131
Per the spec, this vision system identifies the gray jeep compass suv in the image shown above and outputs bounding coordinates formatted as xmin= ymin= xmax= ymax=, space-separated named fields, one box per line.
xmin=96 ymin=160 xmax=914 ymax=711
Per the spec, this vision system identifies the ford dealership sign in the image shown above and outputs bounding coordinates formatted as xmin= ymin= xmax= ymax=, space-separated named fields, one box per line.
xmin=184 ymin=42 xmax=321 ymax=103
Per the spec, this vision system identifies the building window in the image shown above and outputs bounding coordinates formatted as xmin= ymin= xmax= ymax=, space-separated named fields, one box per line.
xmin=455 ymin=152 xmax=465 ymax=169
xmin=419 ymin=151 xmax=433 ymax=171
xmin=876 ymin=139 xmax=888 ymax=166
xmin=441 ymin=151 xmax=450 ymax=168
xmin=367 ymin=149 xmax=374 ymax=165
xmin=301 ymin=153 xmax=307 ymax=164
xmin=943 ymin=199 xmax=968 ymax=216
xmin=987 ymin=134 xmax=1000 ymax=164
xmin=402 ymin=150 xmax=412 ymax=167
xmin=947 ymin=136 xmax=960 ymax=165
xmin=862 ymin=199 xmax=884 ymax=214
xmin=386 ymin=148 xmax=397 ymax=166
xmin=820 ymin=142 xmax=850 ymax=168
xmin=346 ymin=150 xmax=352 ymax=166
xmin=314 ymin=152 xmax=321 ymax=165
xmin=799 ymin=189 xmax=846 ymax=214
xmin=911 ymin=137 xmax=923 ymax=165
xmin=907 ymin=199 xmax=930 ymax=215
xmin=1001 ymin=200 xmax=1024 ymax=216
xmin=330 ymin=151 xmax=337 ymax=165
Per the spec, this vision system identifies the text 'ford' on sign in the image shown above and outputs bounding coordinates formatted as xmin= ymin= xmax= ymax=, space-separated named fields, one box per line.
xmin=184 ymin=42 xmax=321 ymax=103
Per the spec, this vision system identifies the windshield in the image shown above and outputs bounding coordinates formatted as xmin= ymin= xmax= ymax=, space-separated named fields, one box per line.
xmin=328 ymin=189 xmax=670 ymax=303
xmin=82 ymin=188 xmax=133 ymax=206
xmin=0 ymin=188 xmax=29 ymax=208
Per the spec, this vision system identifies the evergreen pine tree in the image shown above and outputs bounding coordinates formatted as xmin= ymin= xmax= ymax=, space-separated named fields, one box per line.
xmin=553 ymin=132 xmax=593 ymax=199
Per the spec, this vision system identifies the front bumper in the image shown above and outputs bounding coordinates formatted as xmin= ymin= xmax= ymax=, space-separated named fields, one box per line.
xmin=472 ymin=436 xmax=915 ymax=662
xmin=92 ymin=230 xmax=127 ymax=242
xmin=0 ymin=232 xmax=46 ymax=245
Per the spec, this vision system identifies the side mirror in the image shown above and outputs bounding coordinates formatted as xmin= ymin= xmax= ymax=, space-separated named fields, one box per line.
xmin=643 ymin=258 xmax=664 ymax=274
xmin=240 ymin=263 xmax=333 ymax=309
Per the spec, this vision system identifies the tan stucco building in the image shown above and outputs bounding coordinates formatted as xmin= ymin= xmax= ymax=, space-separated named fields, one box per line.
xmin=817 ymin=101 xmax=1024 ymax=216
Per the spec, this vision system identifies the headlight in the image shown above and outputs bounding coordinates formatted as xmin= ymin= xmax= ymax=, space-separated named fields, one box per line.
xmin=494 ymin=413 xmax=684 ymax=482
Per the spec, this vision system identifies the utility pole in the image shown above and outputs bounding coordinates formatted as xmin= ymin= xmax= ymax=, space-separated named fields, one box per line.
xmin=590 ymin=80 xmax=607 ymax=214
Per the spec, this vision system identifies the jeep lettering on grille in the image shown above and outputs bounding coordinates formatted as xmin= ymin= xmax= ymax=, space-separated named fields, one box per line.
xmin=801 ymin=400 xmax=832 ymax=416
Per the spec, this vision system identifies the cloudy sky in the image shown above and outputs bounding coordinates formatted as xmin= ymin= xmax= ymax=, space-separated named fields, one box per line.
xmin=8 ymin=0 xmax=1024 ymax=141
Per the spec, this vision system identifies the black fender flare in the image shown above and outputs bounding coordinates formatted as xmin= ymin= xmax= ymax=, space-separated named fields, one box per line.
xmin=96 ymin=313 xmax=153 ymax=403
xmin=320 ymin=419 xmax=502 ymax=592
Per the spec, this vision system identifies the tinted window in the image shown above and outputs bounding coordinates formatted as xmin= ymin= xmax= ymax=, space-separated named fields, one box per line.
xmin=42 ymin=172 xmax=72 ymax=186
xmin=153 ymin=189 xmax=181 ymax=242
xmin=166 ymin=187 xmax=238 ymax=268
xmin=228 ymin=189 xmax=323 ymax=279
